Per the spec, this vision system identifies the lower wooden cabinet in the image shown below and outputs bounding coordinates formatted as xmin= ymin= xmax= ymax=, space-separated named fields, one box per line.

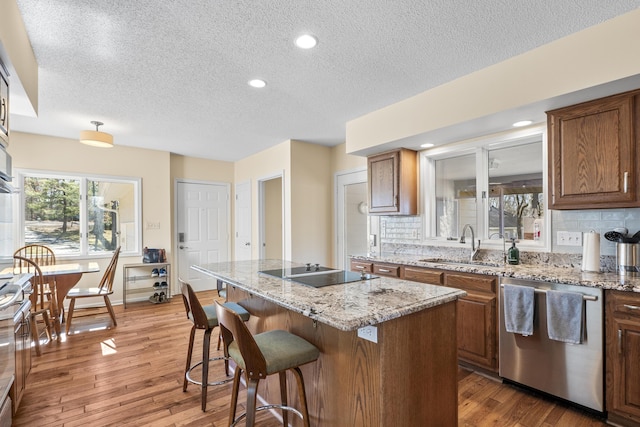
xmin=606 ymin=290 xmax=640 ymax=425
xmin=400 ymin=264 xmax=499 ymax=372
xmin=444 ymin=272 xmax=498 ymax=372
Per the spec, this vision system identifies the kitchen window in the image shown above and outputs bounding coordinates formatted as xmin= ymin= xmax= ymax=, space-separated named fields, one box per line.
xmin=422 ymin=126 xmax=547 ymax=248
xmin=17 ymin=170 xmax=141 ymax=257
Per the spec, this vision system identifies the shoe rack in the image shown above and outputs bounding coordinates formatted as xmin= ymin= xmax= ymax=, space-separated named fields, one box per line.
xmin=122 ymin=262 xmax=171 ymax=308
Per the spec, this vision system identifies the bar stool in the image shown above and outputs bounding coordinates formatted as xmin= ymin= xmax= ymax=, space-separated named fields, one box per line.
xmin=180 ymin=280 xmax=250 ymax=411
xmin=215 ymin=301 xmax=320 ymax=427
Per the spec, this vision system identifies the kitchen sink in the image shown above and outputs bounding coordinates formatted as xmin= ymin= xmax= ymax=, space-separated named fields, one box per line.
xmin=419 ymin=258 xmax=502 ymax=268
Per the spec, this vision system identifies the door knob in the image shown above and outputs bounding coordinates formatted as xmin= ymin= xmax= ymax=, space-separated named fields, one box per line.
xmin=245 ymin=242 xmax=250 ymax=246
xmin=179 ymin=245 xmax=190 ymax=249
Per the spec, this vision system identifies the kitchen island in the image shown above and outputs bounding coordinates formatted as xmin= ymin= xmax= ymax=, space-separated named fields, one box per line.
xmin=193 ymin=259 xmax=467 ymax=427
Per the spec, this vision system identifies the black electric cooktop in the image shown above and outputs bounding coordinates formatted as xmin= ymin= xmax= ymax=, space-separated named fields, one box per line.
xmin=259 ymin=266 xmax=378 ymax=288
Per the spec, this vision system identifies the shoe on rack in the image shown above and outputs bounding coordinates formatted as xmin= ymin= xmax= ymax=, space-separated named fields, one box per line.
xmin=160 ymin=281 xmax=168 ymax=288
xmin=159 ymin=291 xmax=165 ymax=302
xmin=149 ymin=292 xmax=159 ymax=303
xmin=153 ymin=282 xmax=161 ymax=288
xmin=158 ymin=268 xmax=167 ymax=277
xmin=151 ymin=268 xmax=159 ymax=277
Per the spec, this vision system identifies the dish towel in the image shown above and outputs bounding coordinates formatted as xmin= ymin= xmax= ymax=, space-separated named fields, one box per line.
xmin=546 ymin=289 xmax=584 ymax=344
xmin=503 ymin=284 xmax=535 ymax=336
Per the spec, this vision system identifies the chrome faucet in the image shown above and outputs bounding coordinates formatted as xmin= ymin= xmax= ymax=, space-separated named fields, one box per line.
xmin=460 ymin=224 xmax=480 ymax=261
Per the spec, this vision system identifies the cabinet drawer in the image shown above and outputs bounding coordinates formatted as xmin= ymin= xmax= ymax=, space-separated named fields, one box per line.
xmin=445 ymin=272 xmax=497 ymax=294
xmin=373 ymin=263 xmax=400 ymax=278
xmin=403 ymin=266 xmax=444 ymax=285
xmin=350 ymin=260 xmax=373 ymax=273
xmin=607 ymin=290 xmax=640 ymax=319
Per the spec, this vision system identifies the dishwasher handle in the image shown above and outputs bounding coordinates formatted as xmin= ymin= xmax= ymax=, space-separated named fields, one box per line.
xmin=500 ymin=283 xmax=598 ymax=301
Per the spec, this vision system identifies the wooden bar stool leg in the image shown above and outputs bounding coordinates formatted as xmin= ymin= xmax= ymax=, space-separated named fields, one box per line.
xmin=201 ymin=329 xmax=212 ymax=411
xmin=292 ymin=367 xmax=312 ymax=427
xmin=104 ymin=296 xmax=117 ymax=326
xmin=30 ymin=314 xmax=41 ymax=356
xmin=229 ymin=367 xmax=242 ymax=427
xmin=246 ymin=378 xmax=260 ymax=427
xmin=183 ymin=326 xmax=196 ymax=392
xmin=279 ymin=371 xmax=289 ymax=427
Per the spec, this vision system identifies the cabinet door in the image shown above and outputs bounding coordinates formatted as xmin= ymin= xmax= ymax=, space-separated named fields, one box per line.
xmin=606 ymin=290 xmax=640 ymax=422
xmin=368 ymin=151 xmax=399 ymax=214
xmin=367 ymin=149 xmax=417 ymax=215
xmin=548 ymin=92 xmax=639 ymax=209
xmin=456 ymin=292 xmax=497 ymax=369
xmin=608 ymin=317 xmax=640 ymax=420
xmin=445 ymin=272 xmax=498 ymax=371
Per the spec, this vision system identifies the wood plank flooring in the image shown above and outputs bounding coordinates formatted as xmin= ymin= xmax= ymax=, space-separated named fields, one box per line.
xmin=14 ymin=291 xmax=608 ymax=426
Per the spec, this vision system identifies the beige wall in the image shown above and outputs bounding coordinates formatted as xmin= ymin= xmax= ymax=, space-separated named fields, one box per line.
xmin=8 ymin=131 xmax=172 ymax=305
xmin=264 ymin=177 xmax=283 ymax=259
xmin=235 ymin=140 xmax=291 ymax=259
xmin=346 ymin=8 xmax=640 ymax=153
xmin=331 ymin=142 xmax=367 ymax=173
xmin=291 ymin=140 xmax=332 ymax=265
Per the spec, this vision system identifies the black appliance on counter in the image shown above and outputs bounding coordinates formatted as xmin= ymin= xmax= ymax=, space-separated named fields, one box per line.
xmin=259 ymin=264 xmax=377 ymax=288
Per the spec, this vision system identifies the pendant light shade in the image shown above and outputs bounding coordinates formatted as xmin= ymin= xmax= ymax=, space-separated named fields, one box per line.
xmin=80 ymin=121 xmax=113 ymax=148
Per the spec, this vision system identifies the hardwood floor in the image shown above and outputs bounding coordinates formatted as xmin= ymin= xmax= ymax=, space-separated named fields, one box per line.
xmin=14 ymin=291 xmax=608 ymax=426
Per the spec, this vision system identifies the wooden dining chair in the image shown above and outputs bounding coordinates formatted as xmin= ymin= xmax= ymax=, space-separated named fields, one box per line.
xmin=14 ymin=244 xmax=57 ymax=266
xmin=65 ymin=247 xmax=121 ymax=334
xmin=14 ymin=256 xmax=59 ymax=356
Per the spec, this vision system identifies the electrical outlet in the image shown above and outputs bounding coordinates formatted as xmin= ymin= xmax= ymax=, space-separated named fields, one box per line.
xmin=357 ymin=325 xmax=378 ymax=343
xmin=557 ymin=231 xmax=582 ymax=246
xmin=146 ymin=221 xmax=160 ymax=230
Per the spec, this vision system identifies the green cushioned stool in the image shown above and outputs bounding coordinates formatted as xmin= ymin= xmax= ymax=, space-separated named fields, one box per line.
xmin=180 ymin=280 xmax=250 ymax=411
xmin=215 ymin=301 xmax=320 ymax=427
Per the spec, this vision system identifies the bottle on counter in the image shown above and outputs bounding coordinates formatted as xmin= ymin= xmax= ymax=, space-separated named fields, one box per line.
xmin=507 ymin=238 xmax=520 ymax=265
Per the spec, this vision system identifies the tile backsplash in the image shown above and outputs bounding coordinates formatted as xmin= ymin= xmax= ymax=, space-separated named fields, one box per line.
xmin=376 ymin=207 xmax=640 ymax=270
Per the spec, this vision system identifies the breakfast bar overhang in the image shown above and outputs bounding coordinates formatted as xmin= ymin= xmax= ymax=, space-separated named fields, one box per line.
xmin=193 ymin=260 xmax=466 ymax=427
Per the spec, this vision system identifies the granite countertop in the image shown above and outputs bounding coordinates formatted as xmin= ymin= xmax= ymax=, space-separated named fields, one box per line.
xmin=352 ymin=254 xmax=640 ymax=292
xmin=192 ymin=259 xmax=467 ymax=331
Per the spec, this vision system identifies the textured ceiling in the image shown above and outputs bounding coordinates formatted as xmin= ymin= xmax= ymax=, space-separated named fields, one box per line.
xmin=10 ymin=1 xmax=640 ymax=161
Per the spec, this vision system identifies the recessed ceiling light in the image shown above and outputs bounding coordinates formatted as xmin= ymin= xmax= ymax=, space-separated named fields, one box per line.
xmin=248 ymin=79 xmax=266 ymax=88
xmin=295 ymin=34 xmax=318 ymax=49
xmin=420 ymin=143 xmax=435 ymax=148
xmin=512 ymin=120 xmax=533 ymax=127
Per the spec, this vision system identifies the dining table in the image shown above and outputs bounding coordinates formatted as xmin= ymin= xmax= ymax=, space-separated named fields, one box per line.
xmin=0 ymin=261 xmax=100 ymax=332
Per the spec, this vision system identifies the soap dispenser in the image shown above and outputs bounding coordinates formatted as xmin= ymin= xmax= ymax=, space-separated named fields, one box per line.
xmin=507 ymin=238 xmax=520 ymax=265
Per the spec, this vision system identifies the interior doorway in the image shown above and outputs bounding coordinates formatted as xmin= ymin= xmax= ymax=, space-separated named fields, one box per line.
xmin=336 ymin=169 xmax=369 ymax=270
xmin=258 ymin=174 xmax=284 ymax=260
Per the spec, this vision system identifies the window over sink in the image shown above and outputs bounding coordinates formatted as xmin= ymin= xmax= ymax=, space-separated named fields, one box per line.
xmin=422 ymin=126 xmax=547 ymax=249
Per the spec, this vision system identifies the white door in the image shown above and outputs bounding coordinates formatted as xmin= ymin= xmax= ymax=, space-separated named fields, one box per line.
xmin=336 ymin=169 xmax=368 ymax=270
xmin=234 ymin=181 xmax=252 ymax=261
xmin=176 ymin=181 xmax=230 ymax=291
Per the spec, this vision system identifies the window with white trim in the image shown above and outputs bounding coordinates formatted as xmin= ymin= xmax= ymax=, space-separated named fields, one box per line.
xmin=18 ymin=171 xmax=141 ymax=257
xmin=423 ymin=127 xmax=547 ymax=248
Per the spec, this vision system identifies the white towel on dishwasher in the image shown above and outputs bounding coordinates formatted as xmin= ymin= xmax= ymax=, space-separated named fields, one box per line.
xmin=503 ymin=284 xmax=534 ymax=336
xmin=546 ymin=289 xmax=584 ymax=344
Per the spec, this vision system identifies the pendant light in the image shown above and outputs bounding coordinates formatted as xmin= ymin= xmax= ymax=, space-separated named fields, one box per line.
xmin=80 ymin=121 xmax=113 ymax=148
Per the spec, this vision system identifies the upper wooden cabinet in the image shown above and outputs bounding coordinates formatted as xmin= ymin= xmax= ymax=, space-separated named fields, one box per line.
xmin=547 ymin=89 xmax=640 ymax=209
xmin=367 ymin=148 xmax=417 ymax=215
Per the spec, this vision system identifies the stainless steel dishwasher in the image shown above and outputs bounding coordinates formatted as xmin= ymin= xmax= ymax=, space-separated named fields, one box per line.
xmin=499 ymin=277 xmax=604 ymax=412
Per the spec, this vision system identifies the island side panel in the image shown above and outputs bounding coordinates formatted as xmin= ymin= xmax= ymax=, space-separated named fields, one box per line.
xmin=228 ymin=285 xmax=381 ymax=426
xmin=380 ymin=300 xmax=458 ymax=426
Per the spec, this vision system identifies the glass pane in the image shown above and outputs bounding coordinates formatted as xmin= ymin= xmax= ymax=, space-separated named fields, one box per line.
xmin=488 ymin=141 xmax=543 ymax=241
xmin=88 ymin=180 xmax=135 ymax=253
xmin=435 ymin=154 xmax=476 ymax=239
xmin=23 ymin=177 xmax=81 ymax=254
